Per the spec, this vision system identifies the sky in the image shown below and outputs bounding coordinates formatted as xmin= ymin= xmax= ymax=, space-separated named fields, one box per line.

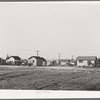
xmin=0 ymin=2 xmax=100 ymax=60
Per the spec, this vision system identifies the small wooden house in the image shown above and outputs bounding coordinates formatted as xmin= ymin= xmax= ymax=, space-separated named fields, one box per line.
xmin=76 ymin=56 xmax=97 ymax=67
xmin=28 ymin=56 xmax=46 ymax=66
xmin=6 ymin=56 xmax=21 ymax=65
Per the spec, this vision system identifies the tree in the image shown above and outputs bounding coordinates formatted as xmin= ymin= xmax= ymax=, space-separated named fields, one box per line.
xmin=6 ymin=54 xmax=9 ymax=60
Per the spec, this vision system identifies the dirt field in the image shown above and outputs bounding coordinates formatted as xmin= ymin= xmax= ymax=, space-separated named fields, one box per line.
xmin=0 ymin=65 xmax=100 ymax=90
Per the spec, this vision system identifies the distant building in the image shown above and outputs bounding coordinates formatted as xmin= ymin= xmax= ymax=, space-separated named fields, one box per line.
xmin=21 ymin=59 xmax=28 ymax=66
xmin=59 ymin=59 xmax=70 ymax=66
xmin=76 ymin=56 xmax=97 ymax=67
xmin=6 ymin=56 xmax=21 ymax=65
xmin=46 ymin=59 xmax=57 ymax=66
xmin=46 ymin=60 xmax=53 ymax=66
xmin=0 ymin=58 xmax=6 ymax=65
xmin=69 ymin=58 xmax=76 ymax=66
xmin=28 ymin=56 xmax=46 ymax=66
xmin=97 ymin=58 xmax=100 ymax=67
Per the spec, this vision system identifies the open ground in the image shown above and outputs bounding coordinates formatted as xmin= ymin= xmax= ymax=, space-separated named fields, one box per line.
xmin=0 ymin=65 xmax=100 ymax=90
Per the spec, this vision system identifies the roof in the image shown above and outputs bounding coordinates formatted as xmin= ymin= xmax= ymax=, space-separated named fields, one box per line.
xmin=7 ymin=56 xmax=21 ymax=60
xmin=28 ymin=56 xmax=46 ymax=61
xmin=59 ymin=59 xmax=70 ymax=62
xmin=47 ymin=59 xmax=56 ymax=62
xmin=77 ymin=56 xmax=97 ymax=60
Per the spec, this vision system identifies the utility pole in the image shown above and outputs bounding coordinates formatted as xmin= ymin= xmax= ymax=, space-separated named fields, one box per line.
xmin=58 ymin=53 xmax=61 ymax=65
xmin=36 ymin=50 xmax=39 ymax=56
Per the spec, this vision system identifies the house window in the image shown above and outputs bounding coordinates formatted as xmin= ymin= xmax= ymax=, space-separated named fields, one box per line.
xmin=79 ymin=60 xmax=83 ymax=63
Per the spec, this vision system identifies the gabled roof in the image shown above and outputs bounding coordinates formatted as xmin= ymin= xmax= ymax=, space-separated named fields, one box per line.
xmin=7 ymin=56 xmax=21 ymax=60
xmin=77 ymin=56 xmax=97 ymax=60
xmin=59 ymin=59 xmax=70 ymax=62
xmin=28 ymin=56 xmax=46 ymax=61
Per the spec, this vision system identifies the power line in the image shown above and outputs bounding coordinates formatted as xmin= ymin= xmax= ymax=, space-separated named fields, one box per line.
xmin=0 ymin=45 xmax=35 ymax=53
xmin=58 ymin=53 xmax=61 ymax=65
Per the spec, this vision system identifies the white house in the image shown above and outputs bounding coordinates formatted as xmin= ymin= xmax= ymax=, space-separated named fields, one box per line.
xmin=76 ymin=56 xmax=97 ymax=67
xmin=28 ymin=56 xmax=46 ymax=66
xmin=6 ymin=56 xmax=21 ymax=65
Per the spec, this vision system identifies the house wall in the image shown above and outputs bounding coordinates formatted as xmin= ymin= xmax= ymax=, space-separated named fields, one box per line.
xmin=77 ymin=60 xmax=95 ymax=67
xmin=42 ymin=61 xmax=46 ymax=66
xmin=14 ymin=60 xmax=22 ymax=65
xmin=97 ymin=59 xmax=100 ymax=67
xmin=37 ymin=59 xmax=44 ymax=66
xmin=6 ymin=57 xmax=15 ymax=64
xmin=60 ymin=61 xmax=66 ymax=66
xmin=28 ymin=57 xmax=46 ymax=66
xmin=28 ymin=57 xmax=37 ymax=66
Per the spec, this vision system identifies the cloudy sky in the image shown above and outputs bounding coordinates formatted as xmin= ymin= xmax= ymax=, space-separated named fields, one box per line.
xmin=0 ymin=2 xmax=100 ymax=59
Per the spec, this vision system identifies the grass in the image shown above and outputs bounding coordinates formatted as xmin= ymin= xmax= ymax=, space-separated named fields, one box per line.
xmin=0 ymin=65 xmax=100 ymax=90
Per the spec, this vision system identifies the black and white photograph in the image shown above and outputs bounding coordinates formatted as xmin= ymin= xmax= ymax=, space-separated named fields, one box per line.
xmin=0 ymin=1 xmax=100 ymax=95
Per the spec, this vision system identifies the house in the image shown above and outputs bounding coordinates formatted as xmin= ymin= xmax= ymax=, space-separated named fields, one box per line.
xmin=76 ymin=56 xmax=97 ymax=67
xmin=46 ymin=59 xmax=57 ymax=66
xmin=28 ymin=56 xmax=46 ymax=66
xmin=97 ymin=58 xmax=100 ymax=67
xmin=59 ymin=59 xmax=70 ymax=66
xmin=6 ymin=56 xmax=21 ymax=65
